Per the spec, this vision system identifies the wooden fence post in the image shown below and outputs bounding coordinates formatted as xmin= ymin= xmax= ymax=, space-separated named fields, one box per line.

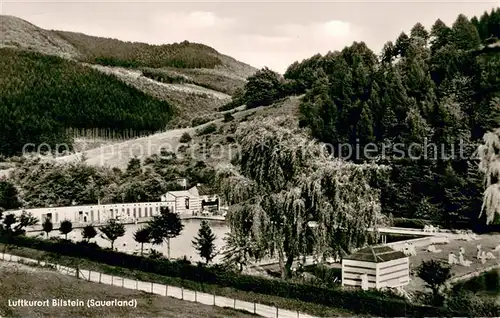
xmin=111 ymin=275 xmax=114 ymax=285
xmin=181 ymin=287 xmax=184 ymax=300
xmin=276 ymin=306 xmax=278 ymax=318
xmin=166 ymin=285 xmax=168 ymax=297
xmin=195 ymin=290 xmax=197 ymax=302
xmin=122 ymin=278 xmax=124 ymax=288
xmin=136 ymin=279 xmax=138 ymax=290
xmin=254 ymin=302 xmax=256 ymax=314
xmin=213 ymin=293 xmax=215 ymax=306
xmin=151 ymin=282 xmax=153 ymax=293
xmin=233 ymin=298 xmax=236 ymax=309
xmin=99 ymin=272 xmax=102 ymax=283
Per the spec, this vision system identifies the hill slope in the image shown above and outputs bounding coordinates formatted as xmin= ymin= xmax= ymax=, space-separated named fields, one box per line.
xmin=0 ymin=15 xmax=258 ymax=156
xmin=55 ymin=96 xmax=302 ymax=169
xmin=0 ymin=15 xmax=256 ymax=119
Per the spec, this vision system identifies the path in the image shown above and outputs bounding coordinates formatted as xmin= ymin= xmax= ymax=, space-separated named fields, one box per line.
xmin=0 ymin=253 xmax=317 ymax=318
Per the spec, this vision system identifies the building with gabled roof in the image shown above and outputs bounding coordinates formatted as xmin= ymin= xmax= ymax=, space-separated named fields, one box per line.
xmin=341 ymin=246 xmax=409 ymax=290
xmin=160 ymin=183 xmax=220 ymax=215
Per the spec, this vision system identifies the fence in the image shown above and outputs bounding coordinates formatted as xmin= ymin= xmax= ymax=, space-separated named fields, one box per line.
xmin=0 ymin=252 xmax=317 ymax=318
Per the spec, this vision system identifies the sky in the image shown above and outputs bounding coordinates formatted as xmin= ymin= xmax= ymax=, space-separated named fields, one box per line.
xmin=2 ymin=1 xmax=499 ymax=73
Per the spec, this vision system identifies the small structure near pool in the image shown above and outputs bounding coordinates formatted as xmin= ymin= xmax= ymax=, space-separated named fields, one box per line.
xmin=342 ymin=246 xmax=410 ymax=290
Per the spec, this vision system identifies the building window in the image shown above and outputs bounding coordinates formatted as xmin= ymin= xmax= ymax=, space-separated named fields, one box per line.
xmin=127 ymin=208 xmax=130 ymax=216
xmin=185 ymin=198 xmax=190 ymax=209
xmin=133 ymin=208 xmax=136 ymax=217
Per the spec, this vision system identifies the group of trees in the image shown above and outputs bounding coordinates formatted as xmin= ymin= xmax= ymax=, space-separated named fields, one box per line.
xmin=39 ymin=207 xmax=218 ymax=263
xmin=229 ymin=10 xmax=500 ymax=228
xmin=8 ymin=152 xmax=215 ymax=208
xmin=0 ymin=48 xmax=174 ymax=156
xmin=134 ymin=207 xmax=217 ymax=263
xmin=55 ymin=31 xmax=223 ymax=69
xmin=42 ymin=217 xmax=124 ymax=248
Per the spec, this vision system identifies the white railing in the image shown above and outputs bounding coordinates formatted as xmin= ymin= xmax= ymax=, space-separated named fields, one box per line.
xmin=0 ymin=253 xmax=317 ymax=318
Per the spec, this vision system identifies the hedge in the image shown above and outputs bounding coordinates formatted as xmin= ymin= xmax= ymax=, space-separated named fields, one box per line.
xmin=0 ymin=235 xmax=462 ymax=317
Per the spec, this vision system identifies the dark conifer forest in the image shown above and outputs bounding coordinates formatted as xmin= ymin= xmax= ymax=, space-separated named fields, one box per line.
xmin=0 ymin=48 xmax=174 ymax=156
xmin=281 ymin=10 xmax=500 ymax=228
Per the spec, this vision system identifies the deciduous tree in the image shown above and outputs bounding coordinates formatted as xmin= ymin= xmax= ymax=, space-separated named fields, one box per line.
xmin=147 ymin=207 xmax=184 ymax=259
xmin=216 ymin=117 xmax=387 ymax=278
xmin=100 ymin=218 xmax=125 ymax=249
xmin=59 ymin=220 xmax=73 ymax=240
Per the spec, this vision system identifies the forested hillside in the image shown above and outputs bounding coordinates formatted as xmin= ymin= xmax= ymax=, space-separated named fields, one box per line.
xmin=1 ymin=15 xmax=256 ymax=74
xmin=286 ymin=11 xmax=500 ymax=228
xmin=229 ymin=10 xmax=500 ymax=229
xmin=0 ymin=15 xmax=258 ymax=157
xmin=0 ymin=48 xmax=174 ymax=156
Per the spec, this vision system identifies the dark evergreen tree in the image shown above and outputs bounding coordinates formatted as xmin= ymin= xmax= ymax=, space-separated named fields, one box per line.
xmin=243 ymin=67 xmax=285 ymax=108
xmin=0 ymin=181 xmax=21 ymax=210
xmin=192 ymin=220 xmax=217 ymax=264
xmin=42 ymin=218 xmax=53 ymax=238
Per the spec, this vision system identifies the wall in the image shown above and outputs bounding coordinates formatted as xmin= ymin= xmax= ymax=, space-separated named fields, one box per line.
xmin=386 ymin=235 xmax=450 ymax=252
xmin=341 ymin=257 xmax=410 ymax=289
xmin=174 ymin=196 xmax=201 ymax=215
xmin=342 ymin=259 xmax=378 ymax=289
xmin=376 ymin=257 xmax=410 ymax=288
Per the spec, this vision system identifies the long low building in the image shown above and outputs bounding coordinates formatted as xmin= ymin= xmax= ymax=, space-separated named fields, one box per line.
xmin=8 ymin=184 xmax=221 ymax=226
xmin=9 ymin=201 xmax=176 ymax=225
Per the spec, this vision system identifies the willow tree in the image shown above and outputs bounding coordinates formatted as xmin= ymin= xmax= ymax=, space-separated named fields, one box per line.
xmin=477 ymin=127 xmax=500 ymax=224
xmin=216 ymin=117 xmax=388 ymax=278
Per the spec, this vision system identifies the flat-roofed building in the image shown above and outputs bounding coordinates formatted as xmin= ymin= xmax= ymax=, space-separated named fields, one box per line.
xmin=341 ymin=246 xmax=410 ymax=290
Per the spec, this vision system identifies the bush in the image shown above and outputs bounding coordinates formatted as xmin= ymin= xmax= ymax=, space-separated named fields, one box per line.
xmin=179 ymin=132 xmax=192 ymax=143
xmin=196 ymin=123 xmax=217 ymax=136
xmin=0 ymin=234 xmax=466 ymax=317
xmin=453 ymin=269 xmax=500 ymax=294
xmin=223 ymin=113 xmax=234 ymax=122
xmin=446 ymin=290 xmax=500 ymax=317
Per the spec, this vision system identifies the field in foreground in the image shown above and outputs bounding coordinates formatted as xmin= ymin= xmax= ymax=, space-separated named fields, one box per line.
xmin=0 ymin=243 xmax=353 ymax=317
xmin=0 ymin=261 xmax=256 ymax=318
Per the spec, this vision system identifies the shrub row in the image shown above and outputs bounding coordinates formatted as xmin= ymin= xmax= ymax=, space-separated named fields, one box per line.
xmin=0 ymin=235 xmax=463 ymax=317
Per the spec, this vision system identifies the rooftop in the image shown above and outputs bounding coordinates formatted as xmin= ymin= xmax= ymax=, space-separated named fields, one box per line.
xmin=165 ymin=190 xmax=197 ymax=198
xmin=343 ymin=246 xmax=407 ymax=263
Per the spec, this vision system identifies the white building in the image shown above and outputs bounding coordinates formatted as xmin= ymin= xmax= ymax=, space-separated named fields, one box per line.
xmin=7 ymin=184 xmax=219 ymax=225
xmin=341 ymin=246 xmax=410 ymax=290
xmin=9 ymin=201 xmax=175 ymax=226
xmin=160 ymin=184 xmax=219 ymax=216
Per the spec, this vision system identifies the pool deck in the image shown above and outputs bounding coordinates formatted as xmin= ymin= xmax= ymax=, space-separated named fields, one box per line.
xmin=405 ymin=232 xmax=500 ymax=293
xmin=25 ymin=215 xmax=225 ymax=232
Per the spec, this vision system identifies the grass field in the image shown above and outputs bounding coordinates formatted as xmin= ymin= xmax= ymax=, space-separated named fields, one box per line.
xmin=0 ymin=261 xmax=257 ymax=318
xmin=0 ymin=243 xmax=353 ymax=317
